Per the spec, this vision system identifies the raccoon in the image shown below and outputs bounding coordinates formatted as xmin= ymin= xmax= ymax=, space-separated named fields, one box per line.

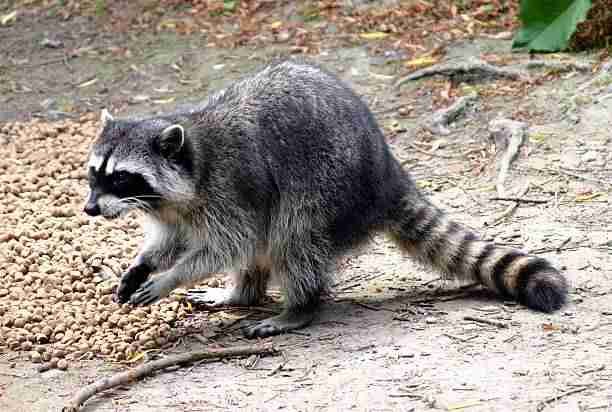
xmin=83 ymin=60 xmax=568 ymax=338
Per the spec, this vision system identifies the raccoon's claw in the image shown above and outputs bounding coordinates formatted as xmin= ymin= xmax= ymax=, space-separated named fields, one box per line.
xmin=116 ymin=277 xmax=143 ymax=304
xmin=242 ymin=310 xmax=315 ymax=339
xmin=115 ymin=264 xmax=152 ymax=304
xmin=130 ymin=279 xmax=163 ymax=306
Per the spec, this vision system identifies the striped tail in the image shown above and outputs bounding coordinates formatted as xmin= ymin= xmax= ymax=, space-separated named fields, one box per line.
xmin=388 ymin=197 xmax=568 ymax=312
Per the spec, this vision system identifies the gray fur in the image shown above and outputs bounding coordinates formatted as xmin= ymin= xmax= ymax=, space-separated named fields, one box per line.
xmin=84 ymin=60 xmax=568 ymax=338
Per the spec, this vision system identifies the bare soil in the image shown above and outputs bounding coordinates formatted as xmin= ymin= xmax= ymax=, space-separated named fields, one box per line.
xmin=1 ymin=6 xmax=612 ymax=412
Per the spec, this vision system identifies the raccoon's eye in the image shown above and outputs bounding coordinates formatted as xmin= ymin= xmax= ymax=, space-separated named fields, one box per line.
xmin=113 ymin=171 xmax=131 ymax=188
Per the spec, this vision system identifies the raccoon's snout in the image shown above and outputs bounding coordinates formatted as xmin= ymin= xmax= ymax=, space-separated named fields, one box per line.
xmin=84 ymin=191 xmax=123 ymax=219
xmin=84 ymin=202 xmax=101 ymax=217
xmin=83 ymin=192 xmax=101 ymax=217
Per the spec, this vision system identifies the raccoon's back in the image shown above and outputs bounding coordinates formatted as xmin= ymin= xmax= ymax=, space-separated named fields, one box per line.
xmin=202 ymin=60 xmax=407 ymax=236
xmin=214 ymin=61 xmax=381 ymax=147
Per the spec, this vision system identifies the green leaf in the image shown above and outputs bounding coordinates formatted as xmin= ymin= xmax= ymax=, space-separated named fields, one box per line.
xmin=512 ymin=0 xmax=592 ymax=52
xmin=223 ymin=0 xmax=237 ymax=12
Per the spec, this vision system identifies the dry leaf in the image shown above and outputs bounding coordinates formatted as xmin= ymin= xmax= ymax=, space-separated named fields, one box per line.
xmin=542 ymin=323 xmax=560 ymax=331
xmin=529 ymin=132 xmax=548 ymax=143
xmin=575 ymin=192 xmax=605 ymax=202
xmin=158 ymin=19 xmax=177 ymax=30
xmin=447 ymin=400 xmax=483 ymax=410
xmin=404 ymin=55 xmax=438 ymax=69
xmin=431 ymin=139 xmax=448 ymax=151
xmin=124 ymin=349 xmax=159 ymax=364
xmin=215 ymin=311 xmax=249 ymax=321
xmin=1 ymin=10 xmax=17 ymax=26
xmin=153 ymin=97 xmax=176 ymax=104
xmin=77 ymin=78 xmax=98 ymax=88
xmin=359 ymin=32 xmax=389 ymax=40
xmin=270 ymin=21 xmax=283 ymax=29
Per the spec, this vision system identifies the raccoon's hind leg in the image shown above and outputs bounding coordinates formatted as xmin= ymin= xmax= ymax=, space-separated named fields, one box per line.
xmin=186 ymin=265 xmax=270 ymax=307
xmin=242 ymin=235 xmax=330 ymax=339
xmin=388 ymin=195 xmax=568 ymax=312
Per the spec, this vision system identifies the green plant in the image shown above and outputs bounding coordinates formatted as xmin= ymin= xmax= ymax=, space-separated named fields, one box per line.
xmin=512 ymin=0 xmax=592 ymax=52
xmin=95 ymin=0 xmax=107 ymax=17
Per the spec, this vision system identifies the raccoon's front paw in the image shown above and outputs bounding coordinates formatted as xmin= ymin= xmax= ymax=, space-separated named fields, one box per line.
xmin=115 ymin=264 xmax=151 ymax=304
xmin=130 ymin=278 xmax=167 ymax=306
xmin=116 ymin=276 xmax=143 ymax=304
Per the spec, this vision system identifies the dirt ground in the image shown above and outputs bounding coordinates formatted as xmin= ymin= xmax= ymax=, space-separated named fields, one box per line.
xmin=1 ymin=4 xmax=612 ymax=412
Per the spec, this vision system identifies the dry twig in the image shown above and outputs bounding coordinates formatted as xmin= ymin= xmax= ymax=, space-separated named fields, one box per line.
xmin=425 ymin=93 xmax=478 ymax=135
xmin=489 ymin=118 xmax=528 ymax=197
xmin=536 ymin=386 xmax=590 ymax=411
xmin=524 ymin=60 xmax=592 ymax=72
xmin=490 ymin=183 xmax=530 ymax=226
xmin=490 ymin=196 xmax=548 ymax=204
xmin=550 ymin=167 xmax=611 ymax=188
xmin=406 ymin=142 xmax=460 ymax=159
xmin=396 ymin=58 xmax=524 ymax=87
xmin=62 ymin=344 xmax=278 ymax=412
xmin=463 ymin=315 xmax=508 ymax=329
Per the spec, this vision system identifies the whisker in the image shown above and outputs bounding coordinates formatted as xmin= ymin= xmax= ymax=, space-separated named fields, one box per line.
xmin=110 ymin=197 xmax=153 ymax=214
xmin=131 ymin=195 xmax=162 ymax=200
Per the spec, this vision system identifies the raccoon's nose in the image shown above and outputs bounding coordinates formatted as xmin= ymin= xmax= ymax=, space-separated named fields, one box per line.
xmin=83 ymin=201 xmax=101 ymax=217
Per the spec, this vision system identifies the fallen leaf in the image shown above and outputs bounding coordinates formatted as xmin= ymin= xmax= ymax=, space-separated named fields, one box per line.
xmin=542 ymin=323 xmax=560 ymax=331
xmin=404 ymin=56 xmax=438 ymax=69
xmin=270 ymin=21 xmax=283 ymax=30
xmin=529 ymin=132 xmax=549 ymax=143
xmin=447 ymin=400 xmax=483 ymax=411
xmin=359 ymin=32 xmax=389 ymax=40
xmin=223 ymin=0 xmax=237 ymax=12
xmin=153 ymin=97 xmax=176 ymax=104
xmin=215 ymin=311 xmax=249 ymax=321
xmin=77 ymin=78 xmax=98 ymax=88
xmin=158 ymin=19 xmax=177 ymax=30
xmin=1 ymin=10 xmax=17 ymax=26
xmin=575 ymin=192 xmax=605 ymax=202
xmin=124 ymin=349 xmax=160 ymax=364
xmin=130 ymin=94 xmax=150 ymax=102
xmin=431 ymin=138 xmax=448 ymax=151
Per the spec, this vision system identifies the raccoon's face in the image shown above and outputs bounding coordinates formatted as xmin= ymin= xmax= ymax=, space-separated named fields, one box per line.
xmin=83 ymin=109 xmax=195 ymax=219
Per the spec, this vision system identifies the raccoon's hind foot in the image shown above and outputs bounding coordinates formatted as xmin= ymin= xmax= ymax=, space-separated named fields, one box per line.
xmin=186 ymin=288 xmax=235 ymax=307
xmin=115 ymin=263 xmax=152 ymax=304
xmin=242 ymin=309 xmax=315 ymax=339
xmin=188 ymin=266 xmax=271 ymax=307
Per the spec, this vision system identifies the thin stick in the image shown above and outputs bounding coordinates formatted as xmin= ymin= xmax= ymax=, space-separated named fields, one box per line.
xmin=490 ymin=197 xmax=548 ymax=204
xmin=351 ymin=301 xmax=397 ymax=313
xmin=406 ymin=142 xmax=461 ymax=159
xmin=425 ymin=93 xmax=478 ymax=135
xmin=490 ymin=119 xmax=527 ymax=197
xmin=409 ymin=291 xmax=475 ymax=305
xmin=524 ymin=60 xmax=592 ymax=72
xmin=536 ymin=386 xmax=590 ymax=411
xmin=490 ymin=183 xmax=530 ymax=226
xmin=62 ymin=344 xmax=278 ymax=412
xmin=463 ymin=315 xmax=508 ymax=329
xmin=442 ymin=333 xmax=473 ymax=343
xmin=395 ymin=58 xmax=524 ymax=87
xmin=551 ymin=168 xmax=611 ymax=187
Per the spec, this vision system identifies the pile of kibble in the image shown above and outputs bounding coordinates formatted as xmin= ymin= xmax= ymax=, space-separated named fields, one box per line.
xmin=0 ymin=115 xmax=189 ymax=370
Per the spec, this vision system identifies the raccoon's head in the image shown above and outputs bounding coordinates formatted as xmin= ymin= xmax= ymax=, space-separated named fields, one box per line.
xmin=83 ymin=109 xmax=195 ymax=219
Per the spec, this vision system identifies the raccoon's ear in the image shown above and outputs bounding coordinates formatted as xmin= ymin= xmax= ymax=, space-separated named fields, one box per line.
xmin=158 ymin=124 xmax=185 ymax=158
xmin=100 ymin=109 xmax=114 ymax=129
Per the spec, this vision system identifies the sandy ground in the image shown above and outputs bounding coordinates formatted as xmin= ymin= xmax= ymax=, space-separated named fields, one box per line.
xmin=1 ymin=7 xmax=612 ymax=412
